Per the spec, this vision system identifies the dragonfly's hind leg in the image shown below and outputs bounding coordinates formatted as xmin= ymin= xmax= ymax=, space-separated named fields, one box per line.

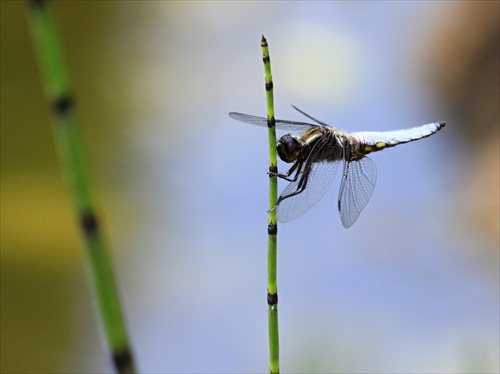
xmin=267 ymin=205 xmax=278 ymax=214
xmin=267 ymin=163 xmax=306 ymax=213
xmin=275 ymin=163 xmax=313 ymax=205
xmin=275 ymin=176 xmax=309 ymax=206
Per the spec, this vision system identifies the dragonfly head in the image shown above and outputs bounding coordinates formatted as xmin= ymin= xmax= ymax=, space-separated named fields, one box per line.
xmin=277 ymin=134 xmax=302 ymax=163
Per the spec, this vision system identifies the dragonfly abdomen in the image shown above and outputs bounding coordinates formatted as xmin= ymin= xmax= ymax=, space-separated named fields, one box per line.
xmin=353 ymin=121 xmax=445 ymax=154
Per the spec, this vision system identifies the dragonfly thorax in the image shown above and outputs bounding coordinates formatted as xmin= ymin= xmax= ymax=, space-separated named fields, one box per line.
xmin=277 ymin=128 xmax=326 ymax=163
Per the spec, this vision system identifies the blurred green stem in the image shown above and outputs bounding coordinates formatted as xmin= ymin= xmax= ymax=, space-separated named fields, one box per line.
xmin=26 ymin=1 xmax=137 ymax=373
xmin=262 ymin=35 xmax=280 ymax=374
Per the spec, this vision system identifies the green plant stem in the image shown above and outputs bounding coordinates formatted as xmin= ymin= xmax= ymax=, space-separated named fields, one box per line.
xmin=261 ymin=35 xmax=280 ymax=374
xmin=26 ymin=1 xmax=136 ymax=373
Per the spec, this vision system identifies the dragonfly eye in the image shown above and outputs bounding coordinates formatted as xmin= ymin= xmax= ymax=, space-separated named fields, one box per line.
xmin=277 ymin=134 xmax=301 ymax=162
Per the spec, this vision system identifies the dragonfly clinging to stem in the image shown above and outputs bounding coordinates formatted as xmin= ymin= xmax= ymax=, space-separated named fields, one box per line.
xmin=229 ymin=106 xmax=445 ymax=228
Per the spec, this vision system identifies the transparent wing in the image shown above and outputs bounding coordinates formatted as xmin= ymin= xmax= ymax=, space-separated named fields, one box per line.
xmin=228 ymin=112 xmax=318 ymax=131
xmin=277 ymin=160 xmax=340 ymax=222
xmin=338 ymin=157 xmax=377 ymax=228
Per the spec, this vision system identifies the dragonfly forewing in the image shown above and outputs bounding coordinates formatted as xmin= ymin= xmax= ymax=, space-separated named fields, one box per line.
xmin=338 ymin=156 xmax=377 ymax=228
xmin=229 ymin=112 xmax=318 ymax=131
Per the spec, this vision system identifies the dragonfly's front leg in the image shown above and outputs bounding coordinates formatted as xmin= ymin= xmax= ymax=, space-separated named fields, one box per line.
xmin=267 ymin=161 xmax=304 ymax=214
xmin=275 ymin=137 xmax=327 ymax=205
xmin=267 ymin=161 xmax=303 ymax=182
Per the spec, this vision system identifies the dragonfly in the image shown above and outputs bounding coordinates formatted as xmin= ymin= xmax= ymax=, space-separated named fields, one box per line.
xmin=229 ymin=106 xmax=445 ymax=228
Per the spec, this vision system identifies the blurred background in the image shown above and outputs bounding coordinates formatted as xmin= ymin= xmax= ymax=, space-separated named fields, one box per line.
xmin=1 ymin=1 xmax=498 ymax=373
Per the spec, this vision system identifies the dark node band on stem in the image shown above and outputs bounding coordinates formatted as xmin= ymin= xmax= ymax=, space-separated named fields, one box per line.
xmin=80 ymin=211 xmax=98 ymax=236
xmin=265 ymin=81 xmax=273 ymax=91
xmin=267 ymin=116 xmax=275 ymax=129
xmin=267 ymin=292 xmax=278 ymax=305
xmin=268 ymin=223 xmax=277 ymax=235
xmin=28 ymin=0 xmax=45 ymax=8
xmin=51 ymin=94 xmax=73 ymax=116
xmin=113 ymin=348 xmax=134 ymax=373
xmin=268 ymin=165 xmax=278 ymax=175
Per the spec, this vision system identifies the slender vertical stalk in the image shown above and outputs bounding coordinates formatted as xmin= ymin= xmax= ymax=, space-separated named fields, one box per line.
xmin=261 ymin=35 xmax=280 ymax=374
xmin=25 ymin=1 xmax=136 ymax=373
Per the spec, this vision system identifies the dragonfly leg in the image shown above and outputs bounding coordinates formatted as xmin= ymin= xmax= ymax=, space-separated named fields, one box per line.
xmin=267 ymin=161 xmax=303 ymax=182
xmin=267 ymin=205 xmax=278 ymax=214
xmin=276 ymin=177 xmax=308 ymax=205
xmin=275 ymin=135 xmax=329 ymax=205
xmin=276 ymin=164 xmax=311 ymax=204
